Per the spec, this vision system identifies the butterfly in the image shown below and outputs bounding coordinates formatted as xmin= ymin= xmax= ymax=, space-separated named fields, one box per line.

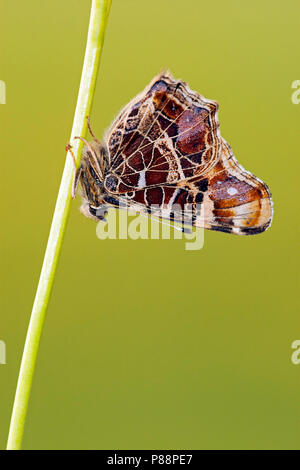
xmin=71 ymin=72 xmax=273 ymax=235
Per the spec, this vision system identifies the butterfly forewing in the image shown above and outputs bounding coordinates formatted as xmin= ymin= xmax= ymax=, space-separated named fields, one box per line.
xmin=104 ymin=74 xmax=221 ymax=194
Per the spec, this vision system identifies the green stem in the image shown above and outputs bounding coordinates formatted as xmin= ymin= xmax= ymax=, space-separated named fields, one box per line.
xmin=6 ymin=0 xmax=112 ymax=450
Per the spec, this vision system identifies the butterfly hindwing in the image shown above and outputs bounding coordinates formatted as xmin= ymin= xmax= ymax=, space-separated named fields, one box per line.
xmin=111 ymin=138 xmax=272 ymax=235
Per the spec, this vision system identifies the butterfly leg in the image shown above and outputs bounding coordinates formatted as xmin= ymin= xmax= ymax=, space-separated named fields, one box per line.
xmin=86 ymin=116 xmax=101 ymax=144
xmin=72 ymin=166 xmax=82 ymax=200
xmin=65 ymin=143 xmax=81 ymax=199
xmin=140 ymin=213 xmax=192 ymax=234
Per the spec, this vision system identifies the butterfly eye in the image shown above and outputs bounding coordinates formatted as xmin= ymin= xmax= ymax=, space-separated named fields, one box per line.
xmin=104 ymin=174 xmax=118 ymax=192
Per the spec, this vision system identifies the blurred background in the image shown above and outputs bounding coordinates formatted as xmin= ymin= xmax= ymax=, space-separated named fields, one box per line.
xmin=0 ymin=0 xmax=299 ymax=450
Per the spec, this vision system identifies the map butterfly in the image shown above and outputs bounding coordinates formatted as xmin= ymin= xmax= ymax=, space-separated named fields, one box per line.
xmin=71 ymin=72 xmax=273 ymax=235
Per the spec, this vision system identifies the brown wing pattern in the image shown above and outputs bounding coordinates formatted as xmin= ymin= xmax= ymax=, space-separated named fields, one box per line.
xmin=111 ymin=138 xmax=273 ymax=235
xmin=103 ymin=72 xmax=221 ymax=194
xmin=79 ymin=71 xmax=272 ymax=235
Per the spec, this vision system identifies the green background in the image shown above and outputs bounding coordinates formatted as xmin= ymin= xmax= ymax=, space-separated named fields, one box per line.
xmin=1 ymin=0 xmax=299 ymax=450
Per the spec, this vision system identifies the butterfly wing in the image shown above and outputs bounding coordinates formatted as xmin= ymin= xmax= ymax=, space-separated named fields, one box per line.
xmin=202 ymin=139 xmax=273 ymax=234
xmin=99 ymin=72 xmax=272 ymax=234
xmin=103 ymin=72 xmax=221 ymax=194
xmin=108 ymin=138 xmax=273 ymax=235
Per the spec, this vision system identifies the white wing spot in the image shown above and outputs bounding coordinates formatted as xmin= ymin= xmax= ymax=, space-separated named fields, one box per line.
xmin=227 ymin=187 xmax=238 ymax=196
xmin=138 ymin=170 xmax=146 ymax=188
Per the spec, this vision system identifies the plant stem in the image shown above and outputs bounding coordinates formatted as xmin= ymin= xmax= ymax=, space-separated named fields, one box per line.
xmin=6 ymin=0 xmax=112 ymax=450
